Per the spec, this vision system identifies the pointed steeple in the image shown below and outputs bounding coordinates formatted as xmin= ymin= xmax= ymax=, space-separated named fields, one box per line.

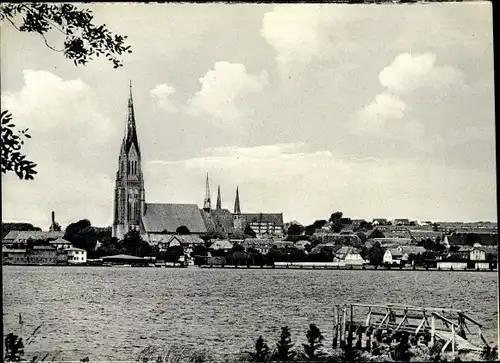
xmin=203 ymin=173 xmax=211 ymax=211
xmin=234 ymin=186 xmax=241 ymax=214
xmin=216 ymin=185 xmax=222 ymax=209
xmin=123 ymin=80 xmax=140 ymax=156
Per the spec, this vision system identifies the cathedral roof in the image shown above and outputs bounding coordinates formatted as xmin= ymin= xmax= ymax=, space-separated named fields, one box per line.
xmin=240 ymin=213 xmax=284 ymax=225
xmin=142 ymin=203 xmax=208 ymax=234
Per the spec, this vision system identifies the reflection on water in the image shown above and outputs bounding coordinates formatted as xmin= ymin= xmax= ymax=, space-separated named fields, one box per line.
xmin=3 ymin=266 xmax=498 ymax=361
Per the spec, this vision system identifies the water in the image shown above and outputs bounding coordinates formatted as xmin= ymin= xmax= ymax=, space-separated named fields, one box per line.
xmin=3 ymin=266 xmax=498 ymax=361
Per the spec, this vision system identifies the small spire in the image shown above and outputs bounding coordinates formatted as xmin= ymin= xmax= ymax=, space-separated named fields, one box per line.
xmin=204 ymin=173 xmax=211 ymax=211
xmin=234 ymin=186 xmax=241 ymax=214
xmin=216 ymin=185 xmax=222 ymax=209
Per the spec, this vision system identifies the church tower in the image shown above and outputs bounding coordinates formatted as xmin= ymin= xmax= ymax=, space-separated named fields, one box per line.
xmin=112 ymin=82 xmax=145 ymax=239
xmin=216 ymin=185 xmax=222 ymax=210
xmin=203 ymin=173 xmax=211 ymax=212
xmin=233 ymin=186 xmax=243 ymax=230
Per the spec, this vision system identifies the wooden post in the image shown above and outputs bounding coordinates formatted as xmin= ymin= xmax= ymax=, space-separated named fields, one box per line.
xmin=430 ymin=314 xmax=436 ymax=347
xmin=341 ymin=307 xmax=347 ymax=348
xmin=451 ymin=323 xmax=455 ymax=354
xmin=333 ymin=305 xmax=338 ymax=348
xmin=366 ymin=307 xmax=372 ymax=326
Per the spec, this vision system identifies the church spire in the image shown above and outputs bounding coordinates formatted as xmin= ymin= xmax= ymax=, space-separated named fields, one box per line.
xmin=216 ymin=185 xmax=222 ymax=209
xmin=203 ymin=173 xmax=211 ymax=212
xmin=234 ymin=186 xmax=241 ymax=214
xmin=123 ymin=80 xmax=140 ymax=156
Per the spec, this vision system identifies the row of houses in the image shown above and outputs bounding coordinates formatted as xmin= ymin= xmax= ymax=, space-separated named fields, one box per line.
xmin=2 ymin=237 xmax=87 ymax=265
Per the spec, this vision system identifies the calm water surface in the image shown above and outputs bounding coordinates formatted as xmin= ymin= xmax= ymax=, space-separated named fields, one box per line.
xmin=3 ymin=266 xmax=498 ymax=361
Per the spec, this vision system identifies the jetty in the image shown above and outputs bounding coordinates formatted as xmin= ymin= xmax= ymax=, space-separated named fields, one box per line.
xmin=332 ymin=303 xmax=489 ymax=355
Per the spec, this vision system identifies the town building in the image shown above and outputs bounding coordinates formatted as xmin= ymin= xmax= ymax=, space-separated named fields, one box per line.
xmin=209 ymin=240 xmax=233 ymax=252
xmin=3 ymin=230 xmax=65 ymax=247
xmin=383 ymin=248 xmax=405 ymax=265
xmin=49 ymin=238 xmax=73 ymax=251
xmin=66 ymin=247 xmax=87 ymax=264
xmin=334 ymin=246 xmax=364 ymax=265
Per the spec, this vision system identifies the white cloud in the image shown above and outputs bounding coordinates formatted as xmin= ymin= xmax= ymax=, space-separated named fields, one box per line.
xmin=186 ymin=61 xmax=268 ymax=125
xmin=1 ymin=70 xmax=116 ymax=228
xmin=359 ymin=53 xmax=462 ymax=127
xmin=361 ymin=92 xmax=406 ymax=123
xmin=150 ymin=84 xmax=178 ymax=113
xmin=379 ymin=53 xmax=462 ymax=94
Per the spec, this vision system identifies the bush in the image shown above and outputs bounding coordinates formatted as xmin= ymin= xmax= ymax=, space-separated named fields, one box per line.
xmin=302 ymin=324 xmax=325 ymax=360
xmin=246 ymin=336 xmax=270 ymax=362
xmin=273 ymin=326 xmax=296 ymax=361
xmin=4 ymin=333 xmax=24 ymax=362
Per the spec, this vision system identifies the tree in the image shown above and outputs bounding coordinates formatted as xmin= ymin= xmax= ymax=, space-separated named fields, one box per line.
xmin=4 ymin=332 xmax=24 ymax=362
xmin=163 ymin=245 xmax=185 ymax=263
xmin=302 ymin=324 xmax=324 ymax=360
xmin=1 ymin=3 xmax=131 ymax=179
xmin=247 ymin=336 xmax=269 ymax=362
xmin=64 ymin=219 xmax=97 ymax=252
xmin=176 ymin=225 xmax=191 ymax=235
xmin=367 ymin=242 xmax=384 ymax=266
xmin=287 ymin=223 xmax=304 ymax=236
xmin=330 ymin=212 xmax=343 ymax=222
xmin=122 ymin=229 xmax=152 ymax=257
xmin=304 ymin=224 xmax=317 ymax=236
xmin=274 ymin=326 xmax=296 ymax=361
xmin=244 ymin=224 xmax=256 ymax=238
xmin=312 ymin=220 xmax=328 ymax=229
xmin=1 ymin=111 xmax=37 ymax=180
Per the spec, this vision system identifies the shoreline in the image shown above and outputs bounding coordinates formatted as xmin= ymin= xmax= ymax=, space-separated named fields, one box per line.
xmin=3 ymin=264 xmax=498 ymax=272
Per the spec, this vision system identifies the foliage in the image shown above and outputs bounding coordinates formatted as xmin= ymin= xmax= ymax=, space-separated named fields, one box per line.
xmin=4 ymin=332 xmax=24 ymax=362
xmin=137 ymin=344 xmax=210 ymax=363
xmin=162 ymin=245 xmax=185 ymax=263
xmin=302 ymin=324 xmax=324 ymax=360
xmin=64 ymin=219 xmax=97 ymax=252
xmin=480 ymin=345 xmax=498 ymax=361
xmin=308 ymin=247 xmax=333 ymax=263
xmin=122 ymin=229 xmax=152 ymax=257
xmin=418 ymin=239 xmax=446 ymax=252
xmin=390 ymin=332 xmax=412 ymax=362
xmin=95 ymin=236 xmax=124 ymax=257
xmin=287 ymin=223 xmax=305 ymax=236
xmin=330 ymin=212 xmax=343 ymax=221
xmin=274 ymin=326 xmax=296 ymax=361
xmin=288 ymin=248 xmax=307 ymax=262
xmin=1 ymin=110 xmax=37 ymax=180
xmin=176 ymin=226 xmax=191 ymax=235
xmin=0 ymin=3 xmax=131 ymax=68
xmin=367 ymin=242 xmax=384 ymax=266
xmin=200 ymin=231 xmax=225 ymax=242
xmin=247 ymin=336 xmax=269 ymax=362
xmin=304 ymin=224 xmax=318 ymax=236
xmin=244 ymin=224 xmax=257 ymax=238
xmin=0 ymin=3 xmax=131 ymax=180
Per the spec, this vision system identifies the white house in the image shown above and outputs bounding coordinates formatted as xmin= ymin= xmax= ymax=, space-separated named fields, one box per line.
xmin=383 ymin=248 xmax=405 ymax=265
xmin=66 ymin=247 xmax=87 ymax=264
xmin=334 ymin=246 xmax=365 ymax=265
xmin=469 ymin=247 xmax=486 ymax=261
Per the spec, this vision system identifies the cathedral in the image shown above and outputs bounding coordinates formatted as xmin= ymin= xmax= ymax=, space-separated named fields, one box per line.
xmin=112 ymin=84 xmax=284 ymax=242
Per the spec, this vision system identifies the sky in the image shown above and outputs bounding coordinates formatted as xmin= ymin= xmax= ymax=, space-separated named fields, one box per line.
xmin=1 ymin=2 xmax=496 ymax=229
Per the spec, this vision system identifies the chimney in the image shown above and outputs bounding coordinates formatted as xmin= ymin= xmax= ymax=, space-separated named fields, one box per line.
xmin=52 ymin=211 xmax=55 ymax=225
